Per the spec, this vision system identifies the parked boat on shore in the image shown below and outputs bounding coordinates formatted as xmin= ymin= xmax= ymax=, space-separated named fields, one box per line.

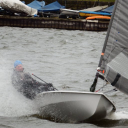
xmin=79 ymin=11 xmax=111 ymax=17
xmin=0 ymin=0 xmax=113 ymax=31
xmin=86 ymin=16 xmax=111 ymax=20
xmin=0 ymin=0 xmax=37 ymax=16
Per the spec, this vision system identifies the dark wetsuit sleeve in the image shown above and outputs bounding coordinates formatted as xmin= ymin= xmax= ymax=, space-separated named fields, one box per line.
xmin=12 ymin=71 xmax=37 ymax=99
xmin=12 ymin=71 xmax=57 ymax=99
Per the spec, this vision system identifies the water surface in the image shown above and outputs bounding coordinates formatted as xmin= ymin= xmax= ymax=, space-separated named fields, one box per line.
xmin=0 ymin=27 xmax=128 ymax=128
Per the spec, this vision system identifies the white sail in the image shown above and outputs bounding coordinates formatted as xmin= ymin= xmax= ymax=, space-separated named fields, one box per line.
xmin=97 ymin=0 xmax=128 ymax=94
xmin=0 ymin=0 xmax=37 ymax=16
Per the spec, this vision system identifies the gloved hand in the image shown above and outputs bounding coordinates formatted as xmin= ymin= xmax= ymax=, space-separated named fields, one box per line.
xmin=47 ymin=83 xmax=53 ymax=87
xmin=47 ymin=83 xmax=57 ymax=91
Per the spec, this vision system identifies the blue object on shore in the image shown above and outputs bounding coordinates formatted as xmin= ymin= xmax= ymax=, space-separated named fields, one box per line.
xmin=40 ymin=1 xmax=65 ymax=12
xmin=79 ymin=10 xmax=112 ymax=16
xmin=27 ymin=0 xmax=45 ymax=10
xmin=100 ymin=5 xmax=114 ymax=14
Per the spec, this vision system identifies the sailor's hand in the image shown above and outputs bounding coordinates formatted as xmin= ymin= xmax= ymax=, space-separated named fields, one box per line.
xmin=47 ymin=83 xmax=57 ymax=91
xmin=47 ymin=83 xmax=53 ymax=87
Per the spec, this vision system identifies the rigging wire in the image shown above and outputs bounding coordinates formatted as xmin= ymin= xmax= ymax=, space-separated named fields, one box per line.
xmin=104 ymin=88 xmax=118 ymax=94
xmin=95 ymin=79 xmax=118 ymax=94
xmin=95 ymin=81 xmax=108 ymax=92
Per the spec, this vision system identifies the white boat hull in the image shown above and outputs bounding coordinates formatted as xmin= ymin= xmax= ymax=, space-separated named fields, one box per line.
xmin=60 ymin=9 xmax=79 ymax=15
xmin=34 ymin=91 xmax=116 ymax=123
xmin=80 ymin=5 xmax=108 ymax=12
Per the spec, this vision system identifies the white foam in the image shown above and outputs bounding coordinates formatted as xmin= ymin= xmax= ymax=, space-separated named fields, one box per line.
xmin=106 ymin=111 xmax=128 ymax=120
xmin=0 ymin=59 xmax=38 ymax=117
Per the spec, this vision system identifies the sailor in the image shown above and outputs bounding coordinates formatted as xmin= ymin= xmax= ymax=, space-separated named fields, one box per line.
xmin=12 ymin=60 xmax=56 ymax=99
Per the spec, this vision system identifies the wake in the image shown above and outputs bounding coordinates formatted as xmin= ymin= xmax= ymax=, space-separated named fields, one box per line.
xmin=106 ymin=111 xmax=128 ymax=120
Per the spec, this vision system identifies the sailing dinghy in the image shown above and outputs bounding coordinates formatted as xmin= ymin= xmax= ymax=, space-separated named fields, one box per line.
xmin=34 ymin=91 xmax=115 ymax=123
xmin=33 ymin=0 xmax=126 ymax=123
xmin=90 ymin=0 xmax=128 ymax=95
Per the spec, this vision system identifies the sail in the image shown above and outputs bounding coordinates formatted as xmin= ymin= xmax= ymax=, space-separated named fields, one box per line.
xmin=0 ymin=0 xmax=37 ymax=16
xmin=98 ymin=0 xmax=128 ymax=94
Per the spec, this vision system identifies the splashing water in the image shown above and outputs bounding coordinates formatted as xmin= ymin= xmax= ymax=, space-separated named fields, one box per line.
xmin=0 ymin=58 xmax=38 ymax=117
xmin=106 ymin=111 xmax=128 ymax=120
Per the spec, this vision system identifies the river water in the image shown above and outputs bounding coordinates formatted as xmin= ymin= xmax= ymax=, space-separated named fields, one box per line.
xmin=0 ymin=27 xmax=128 ymax=128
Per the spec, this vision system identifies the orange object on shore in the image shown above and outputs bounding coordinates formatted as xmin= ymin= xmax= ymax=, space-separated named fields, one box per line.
xmin=86 ymin=16 xmax=111 ymax=20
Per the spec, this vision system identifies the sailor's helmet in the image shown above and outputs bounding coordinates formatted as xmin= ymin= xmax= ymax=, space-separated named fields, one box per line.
xmin=14 ymin=60 xmax=22 ymax=68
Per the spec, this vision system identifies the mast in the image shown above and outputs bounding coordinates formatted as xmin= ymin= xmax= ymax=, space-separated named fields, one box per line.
xmin=90 ymin=0 xmax=119 ymax=92
xmin=98 ymin=0 xmax=99 ymax=5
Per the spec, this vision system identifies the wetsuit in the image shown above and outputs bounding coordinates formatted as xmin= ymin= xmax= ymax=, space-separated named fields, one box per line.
xmin=11 ymin=69 xmax=56 ymax=99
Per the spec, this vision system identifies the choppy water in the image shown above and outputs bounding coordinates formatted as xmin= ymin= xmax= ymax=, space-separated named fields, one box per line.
xmin=0 ymin=27 xmax=128 ymax=128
